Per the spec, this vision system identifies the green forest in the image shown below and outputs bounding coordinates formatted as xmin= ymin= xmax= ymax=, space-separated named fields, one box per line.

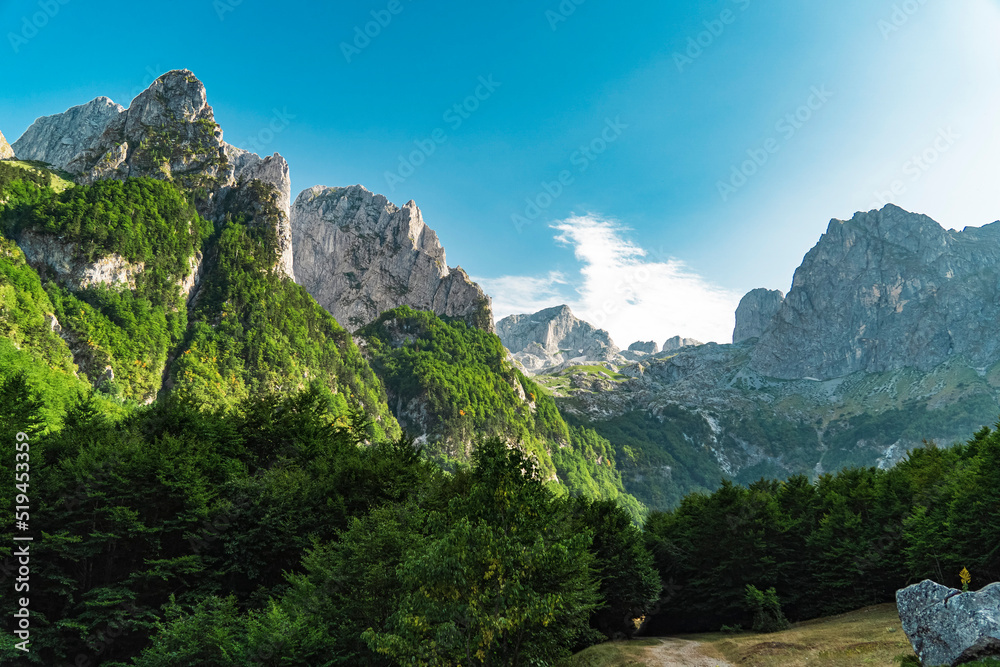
xmin=360 ymin=307 xmax=645 ymax=519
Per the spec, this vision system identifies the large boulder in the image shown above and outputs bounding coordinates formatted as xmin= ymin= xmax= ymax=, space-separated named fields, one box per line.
xmin=897 ymin=579 xmax=1000 ymax=666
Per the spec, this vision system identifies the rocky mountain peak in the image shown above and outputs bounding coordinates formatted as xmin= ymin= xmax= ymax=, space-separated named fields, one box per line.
xmin=10 ymin=70 xmax=295 ymax=279
xmin=13 ymin=96 xmax=124 ymax=167
xmin=750 ymin=205 xmax=1000 ymax=379
xmin=628 ymin=340 xmax=660 ymax=355
xmin=733 ymin=288 xmax=785 ymax=343
xmin=291 ymin=185 xmax=493 ymax=332
xmin=497 ymin=304 xmax=622 ymax=373
xmin=662 ymin=336 xmax=702 ymax=352
xmin=124 ymin=70 xmax=211 ymax=131
xmin=0 ymin=129 xmax=14 ymax=159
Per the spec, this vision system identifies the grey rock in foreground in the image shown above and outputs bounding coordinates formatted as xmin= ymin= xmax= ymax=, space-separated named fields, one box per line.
xmin=497 ymin=304 xmax=623 ymax=373
xmin=732 ymin=288 xmax=784 ymax=344
xmin=750 ymin=205 xmax=1000 ymax=379
xmin=897 ymin=579 xmax=1000 ymax=666
xmin=12 ymin=97 xmax=124 ymax=166
xmin=0 ymin=129 xmax=14 ymax=159
xmin=291 ymin=185 xmax=493 ymax=332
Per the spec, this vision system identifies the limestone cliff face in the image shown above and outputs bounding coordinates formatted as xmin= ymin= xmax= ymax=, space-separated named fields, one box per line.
xmin=750 ymin=205 xmax=1000 ymax=379
xmin=291 ymin=185 xmax=493 ymax=331
xmin=10 ymin=70 xmax=295 ymax=279
xmin=17 ymin=231 xmax=145 ymax=291
xmin=733 ymin=289 xmax=784 ymax=344
xmin=497 ymin=305 xmax=623 ymax=372
xmin=12 ymin=97 xmax=124 ymax=166
xmin=0 ymin=130 xmax=14 ymax=159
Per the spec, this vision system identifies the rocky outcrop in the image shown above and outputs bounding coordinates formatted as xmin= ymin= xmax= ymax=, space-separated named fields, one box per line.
xmin=750 ymin=205 xmax=1000 ymax=379
xmin=11 ymin=70 xmax=295 ymax=279
xmin=0 ymin=130 xmax=14 ymax=160
xmin=897 ymin=580 xmax=1000 ymax=666
xmin=291 ymin=185 xmax=492 ymax=331
xmin=12 ymin=97 xmax=124 ymax=166
xmin=497 ymin=305 xmax=623 ymax=372
xmin=629 ymin=341 xmax=660 ymax=355
xmin=733 ymin=289 xmax=784 ymax=344
xmin=17 ymin=231 xmax=145 ymax=291
xmin=662 ymin=336 xmax=702 ymax=352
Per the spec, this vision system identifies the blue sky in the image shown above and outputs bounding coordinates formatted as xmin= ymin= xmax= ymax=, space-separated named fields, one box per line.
xmin=2 ymin=0 xmax=999 ymax=345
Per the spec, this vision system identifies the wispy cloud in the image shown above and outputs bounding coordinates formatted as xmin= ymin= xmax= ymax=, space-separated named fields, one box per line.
xmin=477 ymin=215 xmax=741 ymax=347
xmin=476 ymin=271 xmax=570 ymax=320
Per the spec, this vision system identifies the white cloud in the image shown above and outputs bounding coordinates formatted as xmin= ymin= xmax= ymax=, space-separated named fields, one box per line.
xmin=477 ymin=215 xmax=741 ymax=347
xmin=476 ymin=271 xmax=570 ymax=320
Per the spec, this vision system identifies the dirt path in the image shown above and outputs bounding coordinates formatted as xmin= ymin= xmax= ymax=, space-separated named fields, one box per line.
xmin=644 ymin=638 xmax=733 ymax=667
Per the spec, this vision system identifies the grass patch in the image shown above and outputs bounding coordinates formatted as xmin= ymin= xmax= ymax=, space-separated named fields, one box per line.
xmin=566 ymin=604 xmax=921 ymax=666
xmin=8 ymin=160 xmax=75 ymax=191
xmin=555 ymin=364 xmax=628 ymax=380
xmin=560 ymin=638 xmax=661 ymax=667
xmin=695 ymin=604 xmax=914 ymax=666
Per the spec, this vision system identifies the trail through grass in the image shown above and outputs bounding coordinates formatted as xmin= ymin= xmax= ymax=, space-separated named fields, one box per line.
xmin=567 ymin=604 xmax=919 ymax=666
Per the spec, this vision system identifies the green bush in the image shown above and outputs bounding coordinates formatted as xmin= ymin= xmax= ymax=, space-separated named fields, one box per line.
xmin=745 ymin=585 xmax=790 ymax=633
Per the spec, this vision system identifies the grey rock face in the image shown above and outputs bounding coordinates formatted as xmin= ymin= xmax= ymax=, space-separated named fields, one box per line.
xmin=733 ymin=288 xmax=785 ymax=344
xmin=0 ymin=130 xmax=14 ymax=159
xmin=12 ymin=97 xmax=124 ymax=166
xmin=897 ymin=580 xmax=1000 ymax=666
xmin=12 ymin=70 xmax=295 ymax=279
xmin=628 ymin=341 xmax=660 ymax=355
xmin=223 ymin=151 xmax=296 ymax=281
xmin=750 ymin=205 xmax=1000 ymax=379
xmin=497 ymin=305 xmax=622 ymax=373
xmin=18 ymin=231 xmax=145 ymax=291
xmin=291 ymin=185 xmax=492 ymax=331
xmin=662 ymin=336 xmax=702 ymax=352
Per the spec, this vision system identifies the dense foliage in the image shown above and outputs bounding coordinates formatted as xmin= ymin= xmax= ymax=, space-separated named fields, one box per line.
xmin=170 ymin=216 xmax=399 ymax=438
xmin=0 ymin=176 xmax=211 ymax=401
xmin=643 ymin=429 xmax=1000 ymax=633
xmin=0 ymin=167 xmax=397 ymax=431
xmin=360 ymin=306 xmax=643 ymax=517
xmin=0 ymin=380 xmax=660 ymax=665
xmin=0 ymin=237 xmax=96 ymax=423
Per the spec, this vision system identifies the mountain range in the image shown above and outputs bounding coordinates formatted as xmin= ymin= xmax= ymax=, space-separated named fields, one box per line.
xmin=4 ymin=69 xmax=1000 ymax=514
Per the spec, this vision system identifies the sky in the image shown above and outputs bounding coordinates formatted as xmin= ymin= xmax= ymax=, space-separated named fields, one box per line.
xmin=2 ymin=0 xmax=999 ymax=347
